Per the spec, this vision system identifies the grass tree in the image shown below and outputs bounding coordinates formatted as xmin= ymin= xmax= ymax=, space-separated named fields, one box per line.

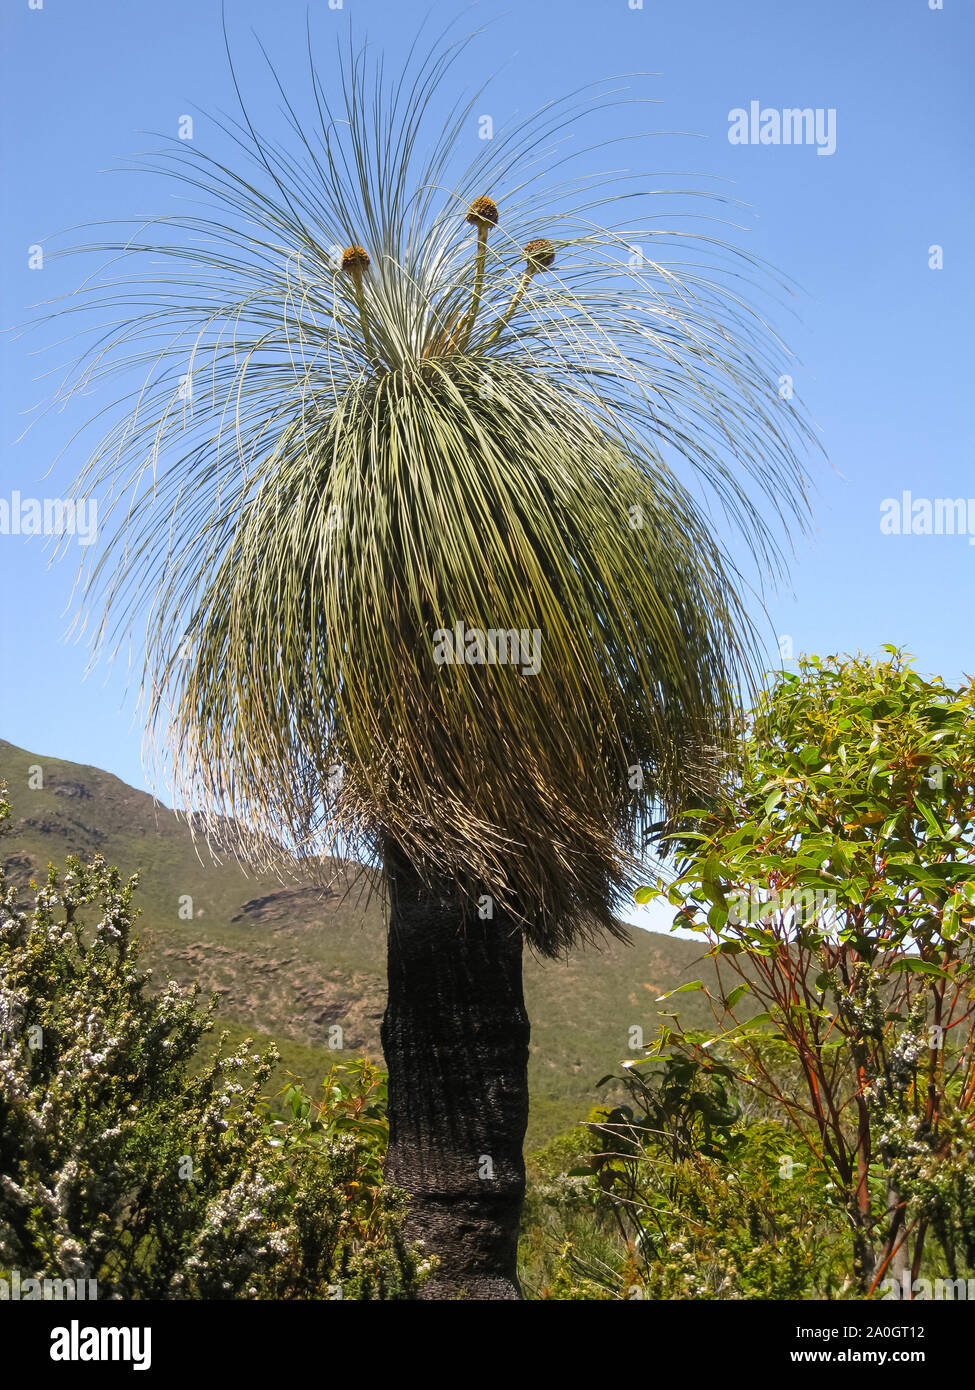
xmin=42 ymin=29 xmax=814 ymax=1298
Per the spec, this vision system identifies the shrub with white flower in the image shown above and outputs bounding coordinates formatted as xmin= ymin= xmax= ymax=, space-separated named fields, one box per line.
xmin=0 ymin=786 xmax=421 ymax=1299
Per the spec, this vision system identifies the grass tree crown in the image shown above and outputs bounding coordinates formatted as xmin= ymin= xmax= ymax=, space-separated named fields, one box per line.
xmin=46 ymin=29 xmax=816 ymax=952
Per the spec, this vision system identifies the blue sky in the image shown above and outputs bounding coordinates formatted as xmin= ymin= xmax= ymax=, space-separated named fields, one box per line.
xmin=1 ymin=0 xmax=972 ymax=929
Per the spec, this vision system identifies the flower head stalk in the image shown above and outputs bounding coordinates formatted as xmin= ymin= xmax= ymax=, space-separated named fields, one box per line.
xmin=455 ymin=196 xmax=499 ymax=352
xmin=341 ymin=245 xmax=374 ymax=356
xmin=489 ymin=238 xmax=555 ymax=343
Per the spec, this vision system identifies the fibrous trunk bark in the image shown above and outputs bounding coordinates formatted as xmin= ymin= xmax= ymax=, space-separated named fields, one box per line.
xmin=381 ymin=844 xmax=530 ymax=1300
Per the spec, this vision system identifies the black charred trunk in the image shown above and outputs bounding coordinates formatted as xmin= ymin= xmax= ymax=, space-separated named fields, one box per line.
xmin=380 ymin=845 xmax=531 ymax=1300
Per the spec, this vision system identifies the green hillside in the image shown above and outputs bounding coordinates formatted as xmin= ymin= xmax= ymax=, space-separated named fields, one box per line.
xmin=0 ymin=737 xmax=722 ymax=1147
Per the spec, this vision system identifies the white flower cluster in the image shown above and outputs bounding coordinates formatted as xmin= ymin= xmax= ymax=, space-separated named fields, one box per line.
xmin=0 ymin=837 xmax=418 ymax=1299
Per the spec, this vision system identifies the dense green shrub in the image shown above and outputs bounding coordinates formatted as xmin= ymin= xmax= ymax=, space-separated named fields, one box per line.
xmin=639 ymin=651 xmax=975 ymax=1291
xmin=521 ymin=654 xmax=975 ymax=1300
xmin=520 ymin=1059 xmax=848 ymax=1300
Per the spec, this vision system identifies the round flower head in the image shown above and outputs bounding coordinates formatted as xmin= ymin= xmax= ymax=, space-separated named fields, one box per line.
xmin=465 ymin=195 xmax=499 ymax=229
xmin=523 ymin=238 xmax=555 ymax=275
xmin=340 ymin=245 xmax=371 ymax=275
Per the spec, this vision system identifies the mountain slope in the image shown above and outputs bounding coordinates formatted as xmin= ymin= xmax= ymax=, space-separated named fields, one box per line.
xmin=0 ymin=737 xmax=722 ymax=1144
